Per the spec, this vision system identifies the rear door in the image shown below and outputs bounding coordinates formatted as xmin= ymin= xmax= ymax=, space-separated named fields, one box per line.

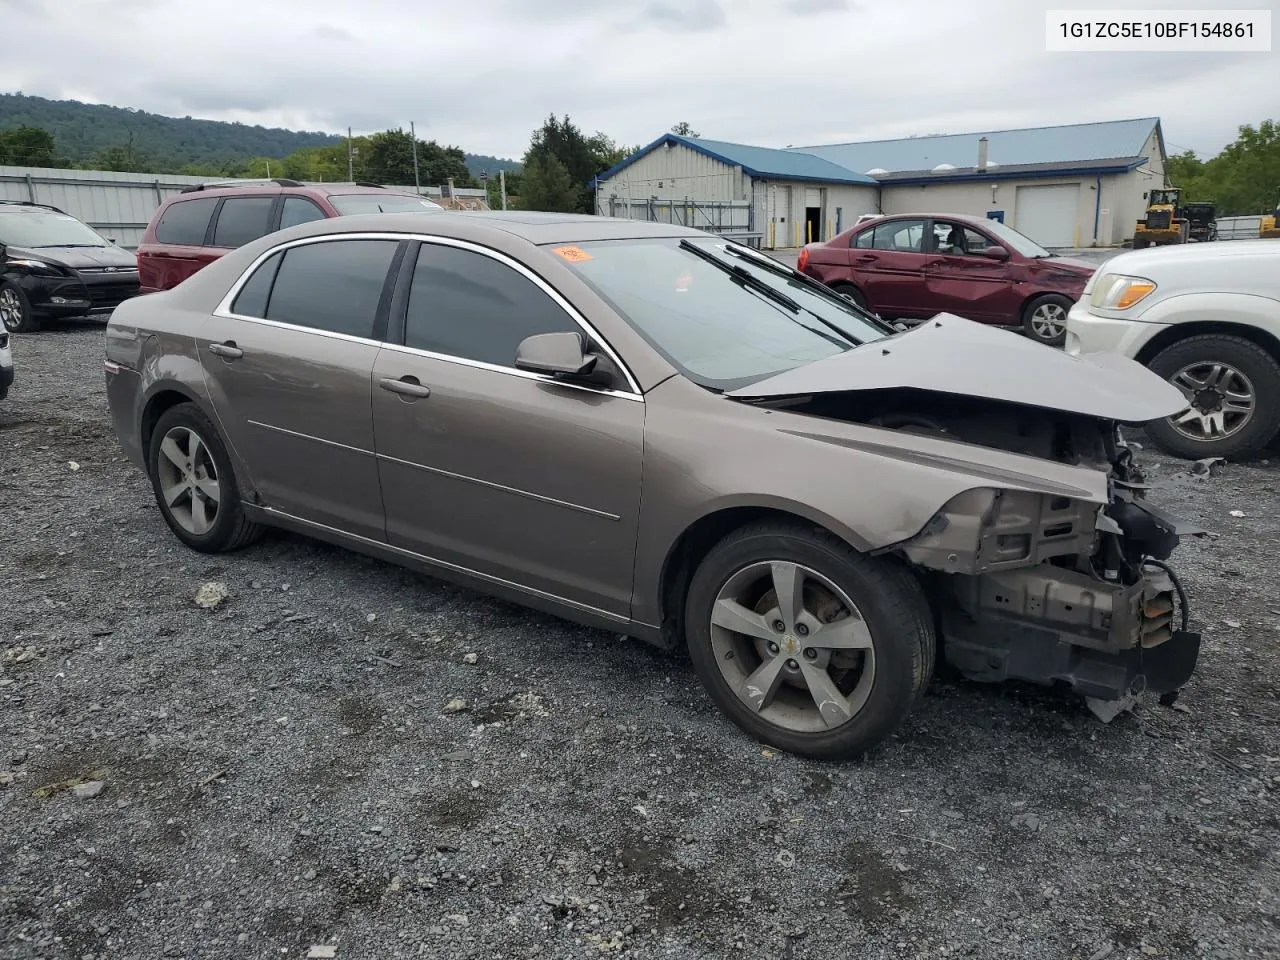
xmin=849 ymin=218 xmax=930 ymax=317
xmin=923 ymin=220 xmax=1017 ymax=322
xmin=138 ymin=196 xmax=219 ymax=293
xmin=198 ymin=235 xmax=405 ymax=539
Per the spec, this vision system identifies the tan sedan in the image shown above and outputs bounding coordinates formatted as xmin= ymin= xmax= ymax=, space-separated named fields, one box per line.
xmin=104 ymin=211 xmax=1202 ymax=759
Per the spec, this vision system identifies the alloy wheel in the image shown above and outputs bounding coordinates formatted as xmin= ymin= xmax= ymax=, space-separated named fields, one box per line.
xmin=155 ymin=425 xmax=221 ymax=536
xmin=1167 ymin=362 xmax=1256 ymax=441
xmin=709 ymin=560 xmax=876 ymax=733
xmin=0 ymin=288 xmax=22 ymax=332
xmin=1029 ymin=302 xmax=1067 ymax=341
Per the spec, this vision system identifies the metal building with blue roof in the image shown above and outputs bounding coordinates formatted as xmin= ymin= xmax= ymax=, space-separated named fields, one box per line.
xmin=591 ymin=118 xmax=1167 ymax=250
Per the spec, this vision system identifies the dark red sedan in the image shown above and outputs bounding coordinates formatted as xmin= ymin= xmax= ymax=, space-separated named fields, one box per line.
xmin=797 ymin=213 xmax=1095 ymax=345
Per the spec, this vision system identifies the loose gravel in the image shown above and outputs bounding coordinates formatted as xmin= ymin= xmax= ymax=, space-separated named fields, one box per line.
xmin=2 ymin=321 xmax=1277 ymax=960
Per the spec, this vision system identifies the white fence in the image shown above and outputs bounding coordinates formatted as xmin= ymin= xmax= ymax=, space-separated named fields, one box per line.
xmin=0 ymin=164 xmax=485 ymax=249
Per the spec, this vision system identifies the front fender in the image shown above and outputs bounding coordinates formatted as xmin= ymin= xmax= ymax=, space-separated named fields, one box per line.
xmin=630 ymin=376 xmax=1110 ymax=627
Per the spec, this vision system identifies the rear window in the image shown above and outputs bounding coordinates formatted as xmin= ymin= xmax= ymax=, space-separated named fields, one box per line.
xmin=154 ymin=197 xmax=218 ymax=246
xmin=327 ymin=194 xmax=442 ymax=216
xmin=212 ymin=197 xmax=276 ymax=248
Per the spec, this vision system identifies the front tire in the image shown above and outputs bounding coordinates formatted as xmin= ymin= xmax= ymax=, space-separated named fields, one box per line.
xmin=684 ymin=522 xmax=935 ymax=760
xmin=1022 ymin=293 xmax=1072 ymax=346
xmin=1144 ymin=335 xmax=1280 ymax=461
xmin=0 ymin=283 xmax=39 ymax=333
xmin=147 ymin=402 xmax=264 ymax=552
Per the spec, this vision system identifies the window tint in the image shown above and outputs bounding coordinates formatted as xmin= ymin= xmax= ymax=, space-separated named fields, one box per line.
xmin=280 ymin=197 xmax=327 ymax=228
xmin=264 ymin=239 xmax=399 ymax=338
xmin=231 ymin=251 xmax=282 ymax=318
xmin=212 ymin=197 xmax=276 ymax=248
xmin=870 ymin=219 xmax=925 ymax=253
xmin=154 ymin=197 xmax=218 ymax=246
xmin=403 ymin=243 xmax=577 ymax=367
xmin=931 ymin=222 xmax=995 ymax=256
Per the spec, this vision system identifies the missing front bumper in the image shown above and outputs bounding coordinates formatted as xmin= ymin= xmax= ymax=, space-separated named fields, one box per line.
xmin=940 ymin=564 xmax=1201 ymax=701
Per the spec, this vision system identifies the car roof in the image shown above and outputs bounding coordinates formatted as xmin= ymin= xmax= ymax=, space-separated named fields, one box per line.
xmin=857 ymin=212 xmax=992 ymax=226
xmin=169 ymin=183 xmax=423 ymax=200
xmin=256 ymin=210 xmax=709 ymax=245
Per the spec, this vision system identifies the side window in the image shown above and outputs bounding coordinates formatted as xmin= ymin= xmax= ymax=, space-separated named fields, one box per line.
xmin=264 ymin=239 xmax=399 ymax=338
xmin=153 ymin=197 xmax=218 ymax=246
xmin=852 ymin=228 xmax=875 ymax=249
xmin=871 ymin=220 xmax=925 ymax=253
xmin=403 ymin=243 xmax=579 ymax=367
xmin=230 ymin=252 xmax=282 ymax=318
xmin=933 ymin=223 xmax=997 ymax=255
xmin=212 ymin=197 xmax=276 ymax=248
xmin=280 ymin=197 xmax=327 ymax=229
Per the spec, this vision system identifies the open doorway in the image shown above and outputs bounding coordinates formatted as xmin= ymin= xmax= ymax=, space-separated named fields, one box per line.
xmin=804 ymin=205 xmax=822 ymax=244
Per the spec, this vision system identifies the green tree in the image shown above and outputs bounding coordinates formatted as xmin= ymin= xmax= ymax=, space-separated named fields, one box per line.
xmin=94 ymin=131 xmax=151 ymax=172
xmin=518 ymin=154 xmax=579 ymax=212
xmin=1164 ymin=120 xmax=1279 ymax=215
xmin=671 ymin=121 xmax=701 ymax=138
xmin=0 ymin=125 xmax=59 ymax=165
xmin=523 ymin=114 xmax=599 ymax=212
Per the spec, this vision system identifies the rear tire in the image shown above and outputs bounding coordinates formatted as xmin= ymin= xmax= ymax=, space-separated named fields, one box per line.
xmin=684 ymin=521 xmax=935 ymax=760
xmin=0 ymin=282 xmax=39 ymax=333
xmin=147 ymin=402 xmax=264 ymax=553
xmin=830 ymin=282 xmax=868 ymax=310
xmin=1144 ymin=335 xmax=1280 ymax=461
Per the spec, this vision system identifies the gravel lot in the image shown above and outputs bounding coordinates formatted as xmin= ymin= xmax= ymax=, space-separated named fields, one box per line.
xmin=2 ymin=321 xmax=1277 ymax=960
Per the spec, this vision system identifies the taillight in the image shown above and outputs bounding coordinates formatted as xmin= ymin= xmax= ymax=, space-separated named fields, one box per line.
xmin=797 ymin=247 xmax=810 ymax=272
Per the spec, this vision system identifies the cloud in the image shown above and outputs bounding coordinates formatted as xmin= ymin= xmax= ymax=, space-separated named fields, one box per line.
xmin=784 ymin=0 xmax=851 ymax=14
xmin=632 ymin=0 xmax=727 ymax=32
xmin=0 ymin=0 xmax=1271 ymax=160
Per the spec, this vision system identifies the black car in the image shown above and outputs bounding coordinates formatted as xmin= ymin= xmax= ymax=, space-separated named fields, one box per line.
xmin=0 ymin=201 xmax=140 ymax=333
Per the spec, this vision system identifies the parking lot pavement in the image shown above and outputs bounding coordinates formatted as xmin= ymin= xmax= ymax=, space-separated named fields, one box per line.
xmin=2 ymin=324 xmax=1278 ymax=960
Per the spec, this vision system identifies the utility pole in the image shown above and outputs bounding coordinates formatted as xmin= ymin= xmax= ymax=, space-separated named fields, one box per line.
xmin=347 ymin=127 xmax=354 ymax=181
xmin=499 ymin=169 xmax=508 ymax=210
xmin=409 ymin=121 xmax=421 ymax=194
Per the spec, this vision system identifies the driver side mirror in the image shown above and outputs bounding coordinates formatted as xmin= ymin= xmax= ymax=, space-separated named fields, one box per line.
xmin=515 ymin=331 xmax=598 ymax=379
xmin=106 ymin=237 xmax=118 ymax=245
xmin=980 ymin=246 xmax=1010 ymax=260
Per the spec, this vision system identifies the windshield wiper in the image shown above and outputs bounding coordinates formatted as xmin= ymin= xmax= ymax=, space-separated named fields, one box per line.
xmin=678 ymin=239 xmax=801 ymax=313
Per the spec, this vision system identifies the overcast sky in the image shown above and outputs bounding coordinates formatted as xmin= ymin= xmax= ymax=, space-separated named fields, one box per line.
xmin=1 ymin=0 xmax=1275 ymax=160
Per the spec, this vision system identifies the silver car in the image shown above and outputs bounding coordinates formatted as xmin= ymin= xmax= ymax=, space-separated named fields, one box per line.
xmin=104 ymin=211 xmax=1205 ymax=759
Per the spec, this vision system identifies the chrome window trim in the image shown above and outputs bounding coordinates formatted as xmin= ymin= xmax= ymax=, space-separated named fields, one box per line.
xmin=212 ymin=231 xmax=645 ymax=399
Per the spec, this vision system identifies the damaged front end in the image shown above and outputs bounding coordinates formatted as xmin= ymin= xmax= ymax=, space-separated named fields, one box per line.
xmin=896 ymin=428 xmax=1202 ymax=713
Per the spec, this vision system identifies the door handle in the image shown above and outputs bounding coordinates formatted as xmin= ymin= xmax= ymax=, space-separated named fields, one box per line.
xmin=208 ymin=341 xmax=243 ymax=360
xmin=854 ymin=254 xmax=878 ymax=263
xmin=380 ymin=376 xmax=431 ymax=399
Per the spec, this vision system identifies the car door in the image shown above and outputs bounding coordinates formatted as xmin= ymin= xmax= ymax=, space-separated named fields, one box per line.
xmin=849 ymin=218 xmax=931 ymax=318
xmin=923 ymin=220 xmax=1017 ymax=322
xmin=138 ymin=196 xmax=220 ymax=293
xmin=198 ymin=235 xmax=406 ymax=540
xmin=371 ymin=239 xmax=645 ymax=619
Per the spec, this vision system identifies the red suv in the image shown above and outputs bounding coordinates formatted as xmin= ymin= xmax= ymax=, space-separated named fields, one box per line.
xmin=797 ymin=213 xmax=1095 ymax=346
xmin=136 ymin=179 xmax=444 ymax=294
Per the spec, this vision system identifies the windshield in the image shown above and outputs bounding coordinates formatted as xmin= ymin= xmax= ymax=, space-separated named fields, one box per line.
xmin=0 ymin=208 xmax=109 ymax=248
xmin=328 ymin=194 xmax=443 ymax=215
xmin=980 ymin=218 xmax=1051 ymax=258
xmin=552 ymin=237 xmax=892 ymax=391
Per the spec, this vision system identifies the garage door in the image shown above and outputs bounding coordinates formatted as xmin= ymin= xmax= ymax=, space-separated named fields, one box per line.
xmin=1015 ymin=184 xmax=1078 ymax=248
xmin=804 ymin=187 xmax=822 ymax=208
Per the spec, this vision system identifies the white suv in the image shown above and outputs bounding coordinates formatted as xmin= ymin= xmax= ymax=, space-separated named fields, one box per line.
xmin=1065 ymin=240 xmax=1280 ymax=460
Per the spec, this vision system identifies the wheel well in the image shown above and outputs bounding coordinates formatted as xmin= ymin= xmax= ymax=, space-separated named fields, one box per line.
xmin=1020 ymin=290 xmax=1072 ymax=318
xmin=140 ymin=389 xmax=195 ymax=461
xmin=1133 ymin=321 xmax=1280 ymax=367
xmin=658 ymin=507 xmax=830 ymax=648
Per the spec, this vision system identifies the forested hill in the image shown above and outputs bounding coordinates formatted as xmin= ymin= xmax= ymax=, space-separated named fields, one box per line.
xmin=0 ymin=93 xmax=520 ymax=177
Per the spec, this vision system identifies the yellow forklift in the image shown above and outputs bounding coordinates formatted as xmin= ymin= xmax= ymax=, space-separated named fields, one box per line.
xmin=1133 ymin=187 xmax=1189 ymax=248
xmin=1260 ymin=194 xmax=1280 ymax=238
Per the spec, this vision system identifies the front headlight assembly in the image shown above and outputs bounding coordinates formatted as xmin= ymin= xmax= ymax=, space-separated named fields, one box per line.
xmin=1088 ymin=274 xmax=1157 ymax=311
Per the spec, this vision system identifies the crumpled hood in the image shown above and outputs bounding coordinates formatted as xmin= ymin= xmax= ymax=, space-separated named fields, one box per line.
xmin=727 ymin=312 xmax=1187 ymax=423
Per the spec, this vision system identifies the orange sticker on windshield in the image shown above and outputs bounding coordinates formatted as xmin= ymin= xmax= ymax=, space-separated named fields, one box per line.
xmin=552 ymin=245 xmax=592 ymax=262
